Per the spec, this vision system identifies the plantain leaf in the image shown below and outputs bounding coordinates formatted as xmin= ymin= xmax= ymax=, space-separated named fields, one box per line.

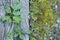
xmin=19 ymin=34 xmax=24 ymax=40
xmin=13 ymin=11 xmax=21 ymax=16
xmin=13 ymin=16 xmax=21 ymax=23
xmin=14 ymin=33 xmax=18 ymax=37
xmin=13 ymin=26 xmax=21 ymax=32
xmin=12 ymin=2 xmax=21 ymax=10
xmin=4 ymin=6 xmax=11 ymax=13
xmin=2 ymin=16 xmax=12 ymax=23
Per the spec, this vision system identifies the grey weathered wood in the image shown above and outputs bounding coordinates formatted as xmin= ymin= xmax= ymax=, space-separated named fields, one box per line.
xmin=0 ymin=5 xmax=5 ymax=40
xmin=0 ymin=22 xmax=4 ymax=40
xmin=0 ymin=1 xmax=5 ymax=40
xmin=20 ymin=0 xmax=29 ymax=40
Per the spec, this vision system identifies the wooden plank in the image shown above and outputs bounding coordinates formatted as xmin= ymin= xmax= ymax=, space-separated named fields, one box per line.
xmin=0 ymin=6 xmax=5 ymax=40
xmin=20 ymin=0 xmax=29 ymax=40
xmin=0 ymin=22 xmax=4 ymax=40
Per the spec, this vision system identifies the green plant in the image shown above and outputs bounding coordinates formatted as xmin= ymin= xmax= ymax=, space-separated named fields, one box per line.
xmin=30 ymin=0 xmax=57 ymax=40
xmin=2 ymin=2 xmax=21 ymax=23
xmin=0 ymin=2 xmax=24 ymax=40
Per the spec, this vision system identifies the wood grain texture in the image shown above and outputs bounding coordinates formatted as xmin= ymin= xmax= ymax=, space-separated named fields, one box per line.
xmin=20 ymin=0 xmax=29 ymax=40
